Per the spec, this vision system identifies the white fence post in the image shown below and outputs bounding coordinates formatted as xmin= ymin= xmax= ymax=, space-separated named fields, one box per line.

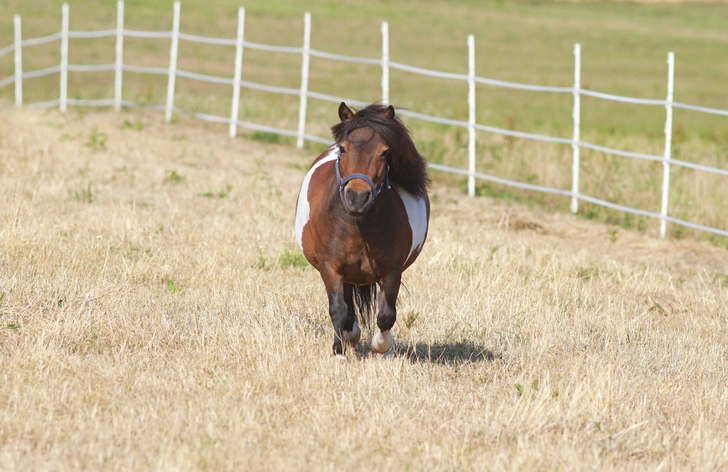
xmin=296 ymin=12 xmax=311 ymax=149
xmin=467 ymin=35 xmax=476 ymax=197
xmin=114 ymin=0 xmax=124 ymax=112
xmin=381 ymin=21 xmax=389 ymax=105
xmin=165 ymin=1 xmax=181 ymax=123
xmin=60 ymin=3 xmax=69 ymax=113
xmin=571 ymin=43 xmax=581 ymax=214
xmin=14 ymin=15 xmax=22 ymax=107
xmin=229 ymin=7 xmax=245 ymax=138
xmin=660 ymin=51 xmax=675 ymax=239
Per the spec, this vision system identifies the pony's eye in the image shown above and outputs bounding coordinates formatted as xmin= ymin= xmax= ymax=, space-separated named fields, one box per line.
xmin=338 ymin=145 xmax=346 ymax=155
xmin=381 ymin=149 xmax=391 ymax=160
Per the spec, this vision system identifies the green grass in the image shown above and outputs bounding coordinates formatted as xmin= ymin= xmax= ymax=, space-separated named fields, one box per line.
xmin=166 ymin=279 xmax=178 ymax=293
xmin=251 ymin=131 xmax=282 ymax=144
xmin=164 ymin=169 xmax=186 ymax=184
xmin=84 ymin=127 xmax=108 ymax=150
xmin=278 ymin=248 xmax=310 ymax=269
xmin=1 ymin=0 xmax=727 ymax=241
xmin=2 ymin=0 xmax=727 ymax=137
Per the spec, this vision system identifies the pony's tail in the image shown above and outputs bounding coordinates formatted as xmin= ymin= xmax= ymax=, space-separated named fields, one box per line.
xmin=352 ymin=284 xmax=377 ymax=327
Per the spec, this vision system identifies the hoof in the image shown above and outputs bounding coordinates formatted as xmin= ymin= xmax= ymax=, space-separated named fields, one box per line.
xmin=343 ymin=322 xmax=361 ymax=347
xmin=373 ymin=347 xmax=394 ymax=359
xmin=371 ymin=330 xmax=393 ymax=354
xmin=333 ymin=354 xmax=347 ymax=361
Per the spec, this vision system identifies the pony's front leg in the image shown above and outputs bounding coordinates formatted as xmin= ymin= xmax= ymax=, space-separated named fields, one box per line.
xmin=321 ymin=271 xmax=359 ymax=358
xmin=371 ymin=271 xmax=401 ymax=358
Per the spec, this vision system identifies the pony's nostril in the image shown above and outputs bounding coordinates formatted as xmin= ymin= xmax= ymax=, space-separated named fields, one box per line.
xmin=344 ymin=187 xmax=356 ymax=204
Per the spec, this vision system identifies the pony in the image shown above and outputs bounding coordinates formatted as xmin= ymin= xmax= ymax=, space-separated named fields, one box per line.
xmin=295 ymin=102 xmax=430 ymax=358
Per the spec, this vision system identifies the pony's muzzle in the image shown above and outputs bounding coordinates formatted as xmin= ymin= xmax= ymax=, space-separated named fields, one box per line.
xmin=343 ymin=184 xmax=373 ymax=216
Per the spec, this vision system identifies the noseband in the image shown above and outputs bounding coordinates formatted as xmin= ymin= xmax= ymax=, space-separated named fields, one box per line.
xmin=335 ymin=153 xmax=390 ymax=205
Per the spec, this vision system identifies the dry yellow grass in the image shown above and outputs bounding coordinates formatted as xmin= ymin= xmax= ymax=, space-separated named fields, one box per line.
xmin=1 ymin=105 xmax=727 ymax=471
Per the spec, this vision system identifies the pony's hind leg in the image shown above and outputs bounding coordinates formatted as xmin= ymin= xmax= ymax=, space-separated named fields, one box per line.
xmin=322 ymin=272 xmax=358 ymax=357
xmin=371 ymin=271 xmax=401 ymax=358
xmin=342 ymin=284 xmax=361 ymax=348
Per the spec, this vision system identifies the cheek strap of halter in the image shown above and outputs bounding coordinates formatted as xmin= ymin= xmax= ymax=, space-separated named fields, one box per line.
xmin=335 ymin=157 xmax=390 ymax=203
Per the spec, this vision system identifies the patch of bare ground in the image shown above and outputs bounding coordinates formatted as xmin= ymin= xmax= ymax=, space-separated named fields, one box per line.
xmin=1 ymin=106 xmax=727 ymax=471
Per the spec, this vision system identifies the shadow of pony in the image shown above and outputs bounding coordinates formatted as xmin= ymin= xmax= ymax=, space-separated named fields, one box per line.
xmin=355 ymin=340 xmax=500 ymax=364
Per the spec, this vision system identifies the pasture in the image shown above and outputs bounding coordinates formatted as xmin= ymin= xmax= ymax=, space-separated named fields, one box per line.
xmin=1 ymin=106 xmax=727 ymax=470
xmin=2 ymin=0 xmax=728 ymax=239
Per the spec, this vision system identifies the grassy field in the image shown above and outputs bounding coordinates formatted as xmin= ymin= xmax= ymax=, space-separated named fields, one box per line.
xmin=1 ymin=1 xmax=727 ymax=240
xmin=2 ymin=0 xmax=727 ymax=133
xmin=2 ymin=106 xmax=728 ymax=470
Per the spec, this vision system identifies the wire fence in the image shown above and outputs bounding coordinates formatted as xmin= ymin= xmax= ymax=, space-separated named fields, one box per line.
xmin=1 ymin=1 xmax=727 ymax=238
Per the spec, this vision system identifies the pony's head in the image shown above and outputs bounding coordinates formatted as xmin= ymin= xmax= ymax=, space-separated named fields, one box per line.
xmin=331 ymin=102 xmax=428 ymax=217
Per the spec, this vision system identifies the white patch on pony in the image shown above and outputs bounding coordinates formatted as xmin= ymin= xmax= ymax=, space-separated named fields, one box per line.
xmin=393 ymin=185 xmax=428 ymax=264
xmin=343 ymin=321 xmax=361 ymax=346
xmin=295 ymin=145 xmax=340 ymax=251
xmin=371 ymin=330 xmax=393 ymax=354
xmin=333 ymin=354 xmax=347 ymax=361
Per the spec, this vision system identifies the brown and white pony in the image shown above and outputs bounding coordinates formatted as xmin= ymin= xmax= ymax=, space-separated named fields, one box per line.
xmin=295 ymin=102 xmax=430 ymax=358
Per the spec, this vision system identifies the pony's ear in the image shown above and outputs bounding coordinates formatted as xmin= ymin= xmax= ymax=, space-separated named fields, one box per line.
xmin=338 ymin=102 xmax=354 ymax=122
xmin=382 ymin=105 xmax=395 ymax=119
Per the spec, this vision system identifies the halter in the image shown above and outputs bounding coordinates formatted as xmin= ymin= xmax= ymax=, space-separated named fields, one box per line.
xmin=335 ymin=152 xmax=390 ymax=205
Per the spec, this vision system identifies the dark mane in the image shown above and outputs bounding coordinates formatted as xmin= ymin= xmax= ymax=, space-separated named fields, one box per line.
xmin=331 ymin=103 xmax=429 ymax=198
